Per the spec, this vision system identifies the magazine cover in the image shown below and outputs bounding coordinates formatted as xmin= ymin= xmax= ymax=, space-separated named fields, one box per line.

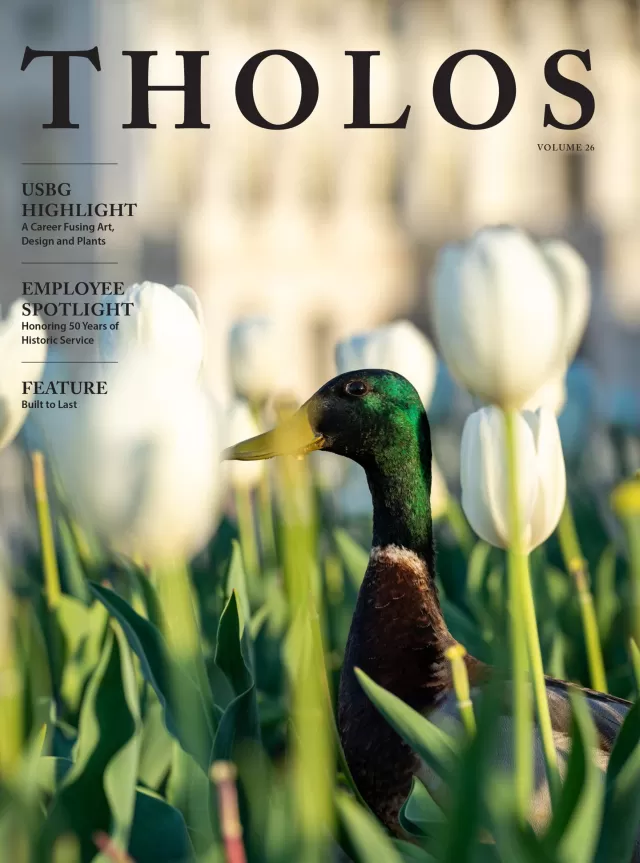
xmin=2 ymin=1 xmax=640 ymax=861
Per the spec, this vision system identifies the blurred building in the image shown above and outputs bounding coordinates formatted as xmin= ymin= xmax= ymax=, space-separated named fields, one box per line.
xmin=2 ymin=0 xmax=639 ymax=409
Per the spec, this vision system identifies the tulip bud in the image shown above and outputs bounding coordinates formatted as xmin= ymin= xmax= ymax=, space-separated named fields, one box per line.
xmin=225 ymin=400 xmax=264 ymax=490
xmin=100 ymin=281 xmax=204 ymax=378
xmin=460 ymin=406 xmax=566 ymax=552
xmin=335 ymin=320 xmax=437 ymax=408
xmin=433 ymin=227 xmax=565 ymax=409
xmin=0 ymin=302 xmax=47 ymax=450
xmin=228 ymin=316 xmax=289 ymax=403
xmin=51 ymin=353 xmax=221 ymax=562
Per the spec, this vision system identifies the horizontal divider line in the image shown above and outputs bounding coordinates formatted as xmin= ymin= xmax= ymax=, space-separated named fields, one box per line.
xmin=22 ymin=162 xmax=119 ymax=166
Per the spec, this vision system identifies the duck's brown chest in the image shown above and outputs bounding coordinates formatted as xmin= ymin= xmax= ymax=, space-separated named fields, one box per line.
xmin=337 ymin=545 xmax=454 ymax=831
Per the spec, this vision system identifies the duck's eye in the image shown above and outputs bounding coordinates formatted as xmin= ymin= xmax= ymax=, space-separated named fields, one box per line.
xmin=345 ymin=380 xmax=368 ymax=397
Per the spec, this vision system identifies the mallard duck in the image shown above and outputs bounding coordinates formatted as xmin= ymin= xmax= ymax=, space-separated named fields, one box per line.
xmin=225 ymin=370 xmax=633 ymax=840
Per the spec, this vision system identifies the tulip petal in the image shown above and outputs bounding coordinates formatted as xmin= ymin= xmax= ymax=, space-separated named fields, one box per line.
xmin=433 ymin=227 xmax=565 ymax=408
xmin=522 ymin=408 xmax=567 ymax=551
xmin=52 ymin=353 xmax=221 ymax=562
xmin=461 ymin=411 xmax=502 ymax=547
xmin=541 ymin=240 xmax=591 ymax=363
xmin=461 ymin=407 xmax=538 ymax=550
xmin=101 ymin=282 xmax=204 ymax=378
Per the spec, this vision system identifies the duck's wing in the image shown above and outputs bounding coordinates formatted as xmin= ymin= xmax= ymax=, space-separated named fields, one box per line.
xmin=544 ymin=676 xmax=631 ymax=754
xmin=420 ymin=678 xmax=634 ymax=839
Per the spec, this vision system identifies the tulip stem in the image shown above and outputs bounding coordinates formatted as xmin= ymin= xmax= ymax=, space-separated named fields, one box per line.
xmin=503 ymin=409 xmax=534 ymax=820
xmin=235 ymin=487 xmax=261 ymax=606
xmin=557 ymin=502 xmax=607 ymax=693
xmin=504 ymin=410 xmax=560 ymax=817
xmin=519 ymin=555 xmax=561 ymax=804
xmin=630 ymin=640 xmax=640 ymax=694
xmin=625 ymin=518 xmax=640 ymax=653
xmin=445 ymin=644 xmax=476 ymax=737
xmin=32 ymin=452 xmax=61 ymax=611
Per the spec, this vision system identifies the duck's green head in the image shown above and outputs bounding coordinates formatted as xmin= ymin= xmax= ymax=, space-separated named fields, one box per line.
xmin=225 ymin=369 xmax=429 ymax=474
xmin=226 ymin=370 xmax=434 ymax=553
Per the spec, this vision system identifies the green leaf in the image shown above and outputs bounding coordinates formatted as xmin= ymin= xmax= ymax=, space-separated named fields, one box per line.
xmin=57 ymin=516 xmax=91 ymax=604
xmin=630 ymin=641 xmax=640 ymax=694
xmin=89 ymin=582 xmax=215 ymax=767
xmin=398 ymin=776 xmax=445 ymax=842
xmin=595 ymin=545 xmax=618 ymax=643
xmin=102 ymin=625 xmax=143 ymax=851
xmin=393 ymin=839 xmax=438 ymax=862
xmin=138 ymin=692 xmax=174 ymax=791
xmin=129 ymin=788 xmax=194 ymax=863
xmin=36 ymin=756 xmax=73 ymax=796
xmin=334 ymin=529 xmax=369 ymax=589
xmin=212 ymin=591 xmax=261 ymax=761
xmin=166 ymin=744 xmax=216 ymax=857
xmin=545 ymin=692 xmax=605 ymax=863
xmin=57 ymin=598 xmax=108 ymax=713
xmin=466 ymin=541 xmax=492 ymax=603
xmin=39 ymin=624 xmax=142 ymax=859
xmin=337 ymin=791 xmax=406 ymax=863
xmin=355 ymin=668 xmax=457 ymax=779
xmin=14 ymin=600 xmax=53 ymax=741
xmin=37 ymin=757 xmax=193 ymax=863
xmin=595 ymin=698 xmax=640 ymax=863
xmin=226 ymin=540 xmax=251 ymax=627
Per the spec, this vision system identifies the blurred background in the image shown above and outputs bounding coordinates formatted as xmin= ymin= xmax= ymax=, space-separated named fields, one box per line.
xmin=1 ymin=0 xmax=638 ymax=449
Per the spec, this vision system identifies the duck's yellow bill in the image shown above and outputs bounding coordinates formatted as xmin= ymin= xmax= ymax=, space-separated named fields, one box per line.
xmin=224 ymin=408 xmax=324 ymax=461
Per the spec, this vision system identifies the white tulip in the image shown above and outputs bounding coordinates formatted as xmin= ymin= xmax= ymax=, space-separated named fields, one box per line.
xmin=225 ymin=400 xmax=264 ymax=490
xmin=541 ymin=240 xmax=591 ymax=362
xmin=51 ymin=353 xmax=220 ymax=562
xmin=100 ymin=281 xmax=204 ymax=377
xmin=433 ymin=227 xmax=565 ymax=409
xmin=0 ymin=301 xmax=47 ymax=450
xmin=335 ymin=321 xmax=438 ymax=408
xmin=460 ymin=406 xmax=566 ymax=552
xmin=229 ymin=317 xmax=285 ymax=402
